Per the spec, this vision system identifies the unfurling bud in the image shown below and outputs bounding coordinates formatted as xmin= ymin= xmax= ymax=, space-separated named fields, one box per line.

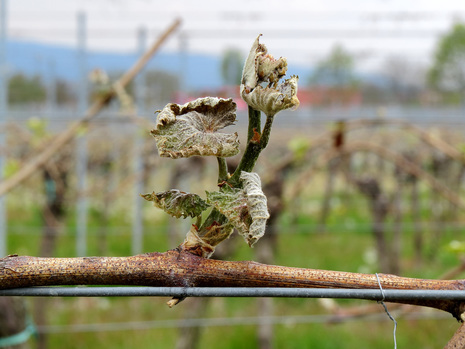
xmin=241 ymin=35 xmax=299 ymax=117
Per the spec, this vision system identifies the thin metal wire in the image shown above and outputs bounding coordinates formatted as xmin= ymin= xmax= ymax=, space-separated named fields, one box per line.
xmin=1 ymin=287 xmax=465 ymax=300
xmin=376 ymin=273 xmax=398 ymax=349
xmin=37 ymin=311 xmax=451 ymax=334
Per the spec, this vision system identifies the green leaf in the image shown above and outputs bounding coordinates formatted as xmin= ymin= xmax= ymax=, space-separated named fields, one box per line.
xmin=151 ymin=97 xmax=240 ymax=159
xmin=141 ymin=189 xmax=209 ymax=219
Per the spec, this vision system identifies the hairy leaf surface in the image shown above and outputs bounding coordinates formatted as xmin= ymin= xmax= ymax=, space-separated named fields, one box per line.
xmin=141 ymin=189 xmax=209 ymax=219
xmin=240 ymin=171 xmax=270 ymax=246
xmin=241 ymin=35 xmax=299 ymax=117
xmin=151 ymin=97 xmax=240 ymax=159
xmin=206 ymin=188 xmax=250 ymax=239
xmin=206 ymin=171 xmax=269 ymax=247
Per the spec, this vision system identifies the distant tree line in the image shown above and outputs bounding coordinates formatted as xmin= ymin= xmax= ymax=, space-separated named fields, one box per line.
xmin=7 ymin=21 xmax=465 ymax=108
xmin=304 ymin=21 xmax=465 ymax=106
xmin=6 ymin=70 xmax=179 ymax=109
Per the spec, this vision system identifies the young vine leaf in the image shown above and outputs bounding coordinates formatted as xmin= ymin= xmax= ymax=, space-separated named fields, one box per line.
xmin=206 ymin=188 xmax=250 ymax=240
xmin=240 ymin=171 xmax=270 ymax=246
xmin=141 ymin=189 xmax=209 ymax=219
xmin=151 ymin=97 xmax=240 ymax=159
xmin=241 ymin=34 xmax=299 ymax=117
xmin=206 ymin=171 xmax=269 ymax=247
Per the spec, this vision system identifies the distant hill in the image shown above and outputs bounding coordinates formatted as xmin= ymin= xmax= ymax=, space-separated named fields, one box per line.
xmin=5 ymin=40 xmax=313 ymax=90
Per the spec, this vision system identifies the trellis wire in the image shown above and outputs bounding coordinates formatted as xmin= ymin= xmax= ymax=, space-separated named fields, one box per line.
xmin=36 ymin=311 xmax=451 ymax=334
xmin=5 ymin=220 xmax=465 ymax=236
xmin=1 ymin=287 xmax=465 ymax=301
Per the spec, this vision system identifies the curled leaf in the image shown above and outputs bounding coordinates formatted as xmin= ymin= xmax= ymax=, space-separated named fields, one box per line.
xmin=241 ymin=35 xmax=299 ymax=117
xmin=243 ymin=76 xmax=299 ymax=118
xmin=181 ymin=225 xmax=216 ymax=258
xmin=141 ymin=189 xmax=209 ymax=219
xmin=206 ymin=171 xmax=269 ymax=247
xmin=241 ymin=34 xmax=287 ymax=91
xmin=206 ymin=188 xmax=250 ymax=238
xmin=240 ymin=171 xmax=270 ymax=247
xmin=151 ymin=97 xmax=240 ymax=159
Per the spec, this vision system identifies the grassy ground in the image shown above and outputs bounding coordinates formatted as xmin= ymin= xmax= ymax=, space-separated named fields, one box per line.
xmin=3 ymin=137 xmax=465 ymax=348
xmin=5 ymin=185 xmax=465 ymax=348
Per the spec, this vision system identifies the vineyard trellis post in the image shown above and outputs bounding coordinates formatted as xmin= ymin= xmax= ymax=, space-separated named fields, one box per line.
xmin=132 ymin=26 xmax=147 ymax=255
xmin=76 ymin=11 xmax=89 ymax=257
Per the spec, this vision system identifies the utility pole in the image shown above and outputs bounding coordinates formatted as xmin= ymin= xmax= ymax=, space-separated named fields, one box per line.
xmin=132 ymin=27 xmax=147 ymax=255
xmin=0 ymin=0 xmax=8 ymax=257
xmin=76 ymin=12 xmax=88 ymax=257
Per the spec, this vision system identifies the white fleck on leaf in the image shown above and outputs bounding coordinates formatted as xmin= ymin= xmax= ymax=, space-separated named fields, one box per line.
xmin=151 ymin=97 xmax=240 ymax=159
xmin=240 ymin=35 xmax=299 ymax=117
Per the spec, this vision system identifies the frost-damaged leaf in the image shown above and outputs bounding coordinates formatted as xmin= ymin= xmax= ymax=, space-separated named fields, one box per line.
xmin=241 ymin=34 xmax=287 ymax=91
xmin=206 ymin=188 xmax=250 ymax=238
xmin=240 ymin=171 xmax=270 ymax=247
xmin=244 ymin=76 xmax=299 ymax=118
xmin=206 ymin=171 xmax=270 ymax=247
xmin=181 ymin=225 xmax=216 ymax=258
xmin=151 ymin=97 xmax=240 ymax=159
xmin=141 ymin=189 xmax=209 ymax=219
xmin=240 ymin=35 xmax=299 ymax=117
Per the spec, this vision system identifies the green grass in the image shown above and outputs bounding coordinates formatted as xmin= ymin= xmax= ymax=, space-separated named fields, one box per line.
xmin=4 ymin=183 xmax=465 ymax=348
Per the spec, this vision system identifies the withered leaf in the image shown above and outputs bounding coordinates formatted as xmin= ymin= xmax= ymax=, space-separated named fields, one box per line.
xmin=181 ymin=225 xmax=216 ymax=258
xmin=206 ymin=188 xmax=250 ymax=239
xmin=206 ymin=171 xmax=269 ymax=247
xmin=243 ymin=75 xmax=299 ymax=117
xmin=151 ymin=97 xmax=240 ymax=159
xmin=141 ymin=189 xmax=209 ymax=219
xmin=241 ymin=34 xmax=287 ymax=91
xmin=241 ymin=35 xmax=299 ymax=117
xmin=240 ymin=171 xmax=270 ymax=247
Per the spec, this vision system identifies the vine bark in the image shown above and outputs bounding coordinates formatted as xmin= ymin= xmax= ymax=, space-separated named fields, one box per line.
xmin=1 ymin=251 xmax=465 ymax=320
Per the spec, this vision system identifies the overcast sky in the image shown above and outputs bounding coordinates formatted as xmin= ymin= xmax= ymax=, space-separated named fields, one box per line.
xmin=5 ymin=0 xmax=465 ymax=72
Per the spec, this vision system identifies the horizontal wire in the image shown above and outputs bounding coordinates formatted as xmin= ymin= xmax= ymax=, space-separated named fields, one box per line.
xmin=1 ymin=287 xmax=465 ymax=301
xmin=36 ymin=310 xmax=451 ymax=334
xmin=4 ymin=220 xmax=465 ymax=237
xmin=8 ymin=28 xmax=453 ymax=39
